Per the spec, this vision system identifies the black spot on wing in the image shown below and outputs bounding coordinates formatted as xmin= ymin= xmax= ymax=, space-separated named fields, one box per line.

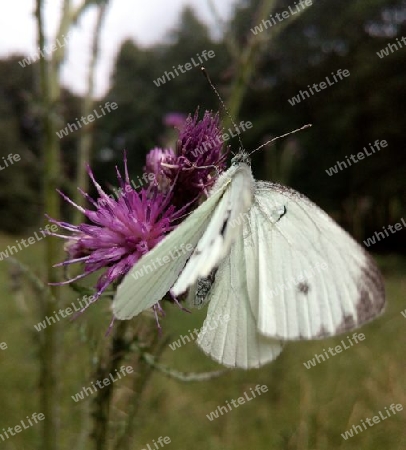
xmin=205 ymin=209 xmax=232 ymax=249
xmin=276 ymin=205 xmax=287 ymax=222
xmin=297 ymin=282 xmax=310 ymax=294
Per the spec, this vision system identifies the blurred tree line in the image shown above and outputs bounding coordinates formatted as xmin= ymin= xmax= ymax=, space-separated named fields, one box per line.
xmin=0 ymin=0 xmax=405 ymax=250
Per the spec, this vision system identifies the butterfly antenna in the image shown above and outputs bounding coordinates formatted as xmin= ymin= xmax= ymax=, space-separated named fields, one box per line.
xmin=249 ymin=124 xmax=312 ymax=157
xmin=201 ymin=67 xmax=245 ymax=156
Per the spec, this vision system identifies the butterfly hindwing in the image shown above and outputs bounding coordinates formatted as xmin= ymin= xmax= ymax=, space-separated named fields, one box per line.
xmin=197 ymin=230 xmax=283 ymax=368
xmin=247 ymin=181 xmax=385 ymax=340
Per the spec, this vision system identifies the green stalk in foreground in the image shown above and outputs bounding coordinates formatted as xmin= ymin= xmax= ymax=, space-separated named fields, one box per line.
xmin=226 ymin=0 xmax=310 ymax=124
xmin=74 ymin=2 xmax=109 ymax=224
xmin=36 ymin=0 xmax=61 ymax=447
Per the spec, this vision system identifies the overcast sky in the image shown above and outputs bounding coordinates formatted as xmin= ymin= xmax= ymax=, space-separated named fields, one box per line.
xmin=0 ymin=0 xmax=238 ymax=97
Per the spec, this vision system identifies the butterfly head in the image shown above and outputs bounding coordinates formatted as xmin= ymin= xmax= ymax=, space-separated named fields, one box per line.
xmin=231 ymin=150 xmax=251 ymax=166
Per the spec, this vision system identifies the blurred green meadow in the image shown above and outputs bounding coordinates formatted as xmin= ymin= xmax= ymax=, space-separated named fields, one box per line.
xmin=1 ymin=233 xmax=405 ymax=450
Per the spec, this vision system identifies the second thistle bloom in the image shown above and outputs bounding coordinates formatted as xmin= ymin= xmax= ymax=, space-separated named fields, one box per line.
xmin=145 ymin=110 xmax=228 ymax=210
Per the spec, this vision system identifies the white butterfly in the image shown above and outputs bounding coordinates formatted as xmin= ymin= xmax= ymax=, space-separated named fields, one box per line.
xmin=112 ymin=148 xmax=385 ymax=369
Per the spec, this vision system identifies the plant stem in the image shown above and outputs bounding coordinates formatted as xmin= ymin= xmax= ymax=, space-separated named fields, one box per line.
xmin=91 ymin=320 xmax=130 ymax=450
xmin=226 ymin=0 xmax=310 ymax=125
xmin=226 ymin=0 xmax=277 ymax=124
xmin=36 ymin=0 xmax=61 ymax=448
xmin=114 ymin=330 xmax=168 ymax=450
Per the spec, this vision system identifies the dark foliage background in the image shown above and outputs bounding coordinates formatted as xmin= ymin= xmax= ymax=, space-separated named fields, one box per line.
xmin=1 ymin=0 xmax=405 ymax=251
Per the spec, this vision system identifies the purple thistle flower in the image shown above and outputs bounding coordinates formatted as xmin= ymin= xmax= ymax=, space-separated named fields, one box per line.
xmin=48 ymin=153 xmax=184 ymax=305
xmin=146 ymin=110 xmax=228 ymax=210
xmin=49 ymin=110 xmax=227 ymax=324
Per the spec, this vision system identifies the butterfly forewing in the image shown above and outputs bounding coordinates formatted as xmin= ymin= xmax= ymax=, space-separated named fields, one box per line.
xmin=171 ymin=162 xmax=255 ymax=296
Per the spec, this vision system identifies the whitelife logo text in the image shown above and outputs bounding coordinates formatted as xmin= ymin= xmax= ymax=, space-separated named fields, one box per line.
xmin=153 ymin=50 xmax=215 ymax=86
xmin=0 ymin=412 xmax=45 ymax=443
xmin=0 ymin=224 xmax=58 ymax=261
xmin=18 ymin=33 xmax=70 ymax=67
xmin=140 ymin=436 xmax=171 ymax=450
xmin=206 ymin=385 xmax=269 ymax=421
xmin=191 ymin=121 xmax=253 ymax=158
xmin=0 ymin=153 xmax=21 ymax=171
xmin=376 ymin=36 xmax=406 ymax=58
xmin=34 ymin=294 xmax=97 ymax=331
xmin=71 ymin=366 xmax=133 ymax=402
xmin=303 ymin=332 xmax=365 ymax=369
xmin=56 ymin=102 xmax=118 ymax=138
xmin=325 ymin=140 xmax=388 ymax=176
xmin=131 ymin=243 xmax=194 ymax=280
xmin=288 ymin=69 xmax=350 ymax=105
xmin=341 ymin=403 xmax=403 ymax=440
xmin=363 ymin=217 xmax=406 ymax=248
xmin=168 ymin=314 xmax=230 ymax=351
xmin=251 ymin=0 xmax=312 ymax=35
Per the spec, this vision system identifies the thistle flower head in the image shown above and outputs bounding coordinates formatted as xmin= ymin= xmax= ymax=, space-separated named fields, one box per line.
xmin=178 ymin=110 xmax=225 ymax=167
xmin=147 ymin=110 xmax=228 ymax=210
xmin=48 ymin=153 xmax=183 ymax=303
